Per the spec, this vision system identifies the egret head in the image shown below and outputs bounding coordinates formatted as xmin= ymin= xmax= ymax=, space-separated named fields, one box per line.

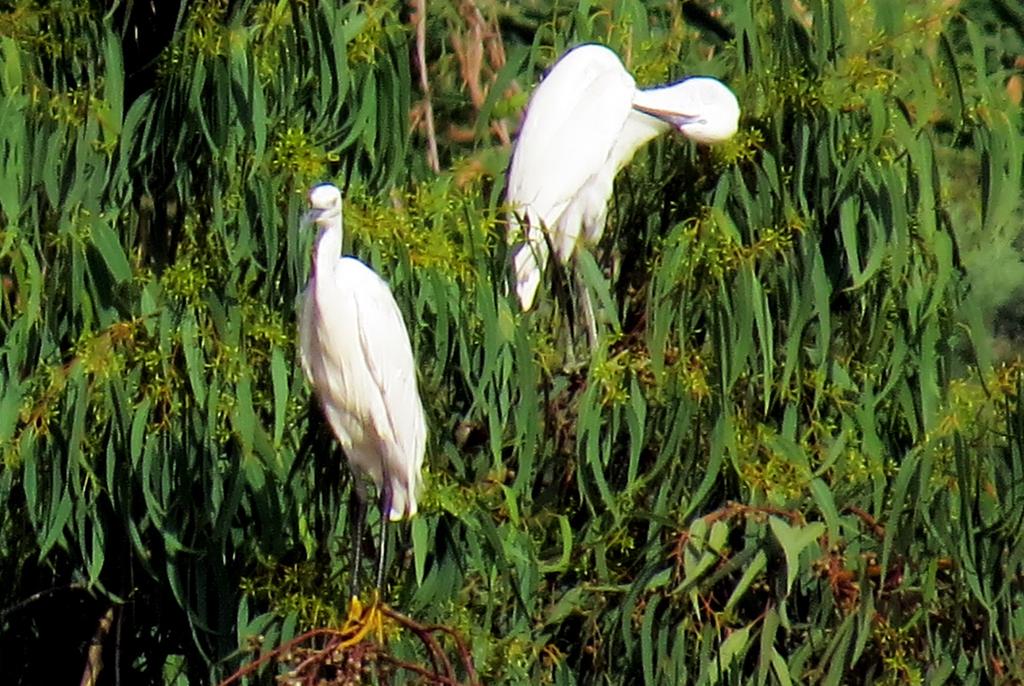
xmin=633 ymin=77 xmax=740 ymax=144
xmin=306 ymin=183 xmax=343 ymax=225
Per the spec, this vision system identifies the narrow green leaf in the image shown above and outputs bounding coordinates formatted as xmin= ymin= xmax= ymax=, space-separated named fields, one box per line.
xmin=411 ymin=516 xmax=428 ymax=586
xmin=810 ymin=478 xmax=841 ymax=542
xmin=90 ymin=219 xmax=132 ymax=283
xmin=769 ymin=517 xmax=826 ymax=595
xmin=180 ymin=315 xmax=206 ymax=406
xmin=641 ymin=593 xmax=660 ymax=685
xmin=538 ymin=515 xmax=573 ymax=573
xmin=270 ymin=346 xmax=287 ymax=447
xmin=724 ymin=550 xmax=767 ymax=615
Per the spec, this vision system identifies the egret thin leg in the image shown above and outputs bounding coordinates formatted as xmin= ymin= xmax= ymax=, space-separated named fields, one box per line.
xmin=375 ymin=483 xmax=393 ymax=592
xmin=349 ymin=477 xmax=369 ymax=600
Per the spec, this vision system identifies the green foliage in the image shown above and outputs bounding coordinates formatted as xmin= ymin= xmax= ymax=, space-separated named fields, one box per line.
xmin=2 ymin=0 xmax=1024 ymax=684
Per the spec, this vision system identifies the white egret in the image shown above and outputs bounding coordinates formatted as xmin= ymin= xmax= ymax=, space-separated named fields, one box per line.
xmin=507 ymin=43 xmax=740 ymax=339
xmin=298 ymin=183 xmax=427 ymax=595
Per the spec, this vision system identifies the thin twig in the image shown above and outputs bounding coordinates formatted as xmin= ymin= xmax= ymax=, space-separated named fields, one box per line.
xmin=377 ymin=654 xmax=465 ymax=686
xmin=0 ymin=582 xmax=88 ymax=620
xmin=449 ymin=0 xmax=512 ymax=147
xmin=79 ymin=606 xmax=115 ymax=686
xmin=843 ymin=505 xmax=886 ymax=539
xmin=411 ymin=0 xmax=440 ymax=172
xmin=220 ymin=603 xmax=480 ymax=686
xmin=382 ymin=605 xmax=481 ymax=685
xmin=383 ymin=606 xmax=456 ymax=679
xmin=217 ymin=627 xmax=349 ymax=686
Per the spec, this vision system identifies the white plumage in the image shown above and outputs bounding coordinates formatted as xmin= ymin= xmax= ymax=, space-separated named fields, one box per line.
xmin=298 ymin=183 xmax=426 ymax=522
xmin=507 ymin=43 xmax=741 ymax=313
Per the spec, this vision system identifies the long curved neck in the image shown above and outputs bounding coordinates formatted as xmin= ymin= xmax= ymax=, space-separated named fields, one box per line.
xmin=312 ymin=215 xmax=343 ymax=279
xmin=609 ymin=108 xmax=672 ymax=174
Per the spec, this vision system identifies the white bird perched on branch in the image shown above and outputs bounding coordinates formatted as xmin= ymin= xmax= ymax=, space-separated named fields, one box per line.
xmin=507 ymin=43 xmax=740 ymax=340
xmin=298 ymin=183 xmax=426 ymax=595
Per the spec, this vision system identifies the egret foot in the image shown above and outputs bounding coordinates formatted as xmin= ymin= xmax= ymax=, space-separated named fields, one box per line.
xmin=338 ymin=592 xmax=385 ymax=647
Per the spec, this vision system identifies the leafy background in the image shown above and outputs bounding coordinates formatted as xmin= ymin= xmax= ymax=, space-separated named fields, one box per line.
xmin=2 ymin=0 xmax=1024 ymax=683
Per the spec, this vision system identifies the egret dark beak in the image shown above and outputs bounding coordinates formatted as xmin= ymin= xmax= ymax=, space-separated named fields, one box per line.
xmin=305 ymin=207 xmax=333 ymax=224
xmin=632 ymin=103 xmax=702 ymax=129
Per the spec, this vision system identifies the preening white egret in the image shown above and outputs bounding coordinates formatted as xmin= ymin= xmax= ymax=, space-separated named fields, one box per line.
xmin=507 ymin=43 xmax=740 ymax=338
xmin=298 ymin=183 xmax=426 ymax=594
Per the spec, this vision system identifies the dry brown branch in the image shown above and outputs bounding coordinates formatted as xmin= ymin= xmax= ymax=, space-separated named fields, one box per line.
xmin=449 ymin=0 xmax=512 ymax=147
xmin=218 ymin=602 xmax=480 ymax=686
xmin=410 ymin=0 xmax=440 ymax=172
xmin=0 ymin=582 xmax=88 ymax=620
xmin=669 ymin=503 xmax=805 ymax=580
xmin=79 ymin=606 xmax=115 ymax=686
xmin=843 ymin=505 xmax=886 ymax=539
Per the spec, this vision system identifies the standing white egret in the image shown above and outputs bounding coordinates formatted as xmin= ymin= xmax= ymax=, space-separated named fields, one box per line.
xmin=298 ymin=183 xmax=426 ymax=596
xmin=507 ymin=43 xmax=740 ymax=340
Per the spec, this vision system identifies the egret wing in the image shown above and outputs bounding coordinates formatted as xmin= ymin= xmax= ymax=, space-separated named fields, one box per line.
xmin=340 ymin=259 xmax=426 ymax=517
xmin=507 ymin=45 xmax=636 ymax=225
